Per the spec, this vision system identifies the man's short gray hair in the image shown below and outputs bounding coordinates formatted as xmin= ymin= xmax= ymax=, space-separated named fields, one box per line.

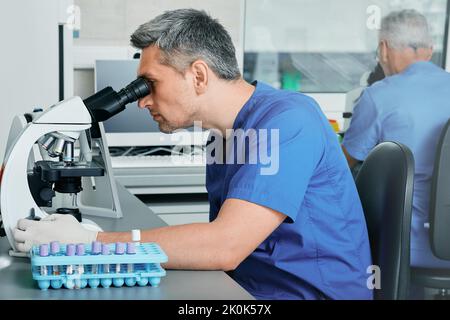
xmin=379 ymin=9 xmax=433 ymax=50
xmin=131 ymin=9 xmax=241 ymax=80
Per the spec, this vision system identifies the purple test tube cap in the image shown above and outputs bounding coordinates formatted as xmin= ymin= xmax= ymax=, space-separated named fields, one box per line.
xmin=101 ymin=244 xmax=111 ymax=255
xmin=126 ymin=242 xmax=136 ymax=254
xmin=91 ymin=241 xmax=102 ymax=255
xmin=76 ymin=243 xmax=85 ymax=256
xmin=66 ymin=244 xmax=76 ymax=256
xmin=50 ymin=241 xmax=60 ymax=255
xmin=115 ymin=242 xmax=125 ymax=255
xmin=39 ymin=244 xmax=49 ymax=257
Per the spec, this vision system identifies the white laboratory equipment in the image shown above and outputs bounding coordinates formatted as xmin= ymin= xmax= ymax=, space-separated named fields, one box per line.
xmin=0 ymin=78 xmax=150 ymax=255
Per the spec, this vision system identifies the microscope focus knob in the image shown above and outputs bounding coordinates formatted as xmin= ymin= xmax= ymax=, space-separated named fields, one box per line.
xmin=39 ymin=188 xmax=55 ymax=202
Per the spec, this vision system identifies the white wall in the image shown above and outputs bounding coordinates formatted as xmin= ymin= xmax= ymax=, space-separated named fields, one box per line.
xmin=72 ymin=0 xmax=244 ymax=98
xmin=74 ymin=0 xmax=243 ymax=48
xmin=73 ymin=69 xmax=95 ymax=99
xmin=0 ymin=0 xmax=73 ymax=161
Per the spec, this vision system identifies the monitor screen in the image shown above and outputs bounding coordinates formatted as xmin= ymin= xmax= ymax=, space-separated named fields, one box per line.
xmin=95 ymin=59 xmax=159 ymax=133
xmin=95 ymin=59 xmax=208 ymax=147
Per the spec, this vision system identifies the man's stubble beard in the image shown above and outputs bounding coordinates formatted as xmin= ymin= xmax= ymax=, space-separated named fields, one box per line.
xmin=158 ymin=119 xmax=192 ymax=133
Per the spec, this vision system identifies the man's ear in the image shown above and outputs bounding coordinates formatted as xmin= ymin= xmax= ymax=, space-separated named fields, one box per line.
xmin=380 ymin=40 xmax=389 ymax=64
xmin=190 ymin=60 xmax=209 ymax=94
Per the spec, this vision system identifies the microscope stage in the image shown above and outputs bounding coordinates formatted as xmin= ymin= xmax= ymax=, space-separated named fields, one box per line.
xmin=35 ymin=161 xmax=105 ymax=181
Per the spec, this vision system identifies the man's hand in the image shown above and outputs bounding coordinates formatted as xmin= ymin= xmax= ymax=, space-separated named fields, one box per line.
xmin=13 ymin=214 xmax=98 ymax=252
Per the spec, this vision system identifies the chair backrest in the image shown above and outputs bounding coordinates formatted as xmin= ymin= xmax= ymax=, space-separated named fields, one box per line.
xmin=429 ymin=119 xmax=450 ymax=260
xmin=355 ymin=142 xmax=414 ymax=300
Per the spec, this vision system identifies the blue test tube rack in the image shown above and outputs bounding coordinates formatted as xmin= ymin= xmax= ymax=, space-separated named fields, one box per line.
xmin=30 ymin=242 xmax=168 ymax=290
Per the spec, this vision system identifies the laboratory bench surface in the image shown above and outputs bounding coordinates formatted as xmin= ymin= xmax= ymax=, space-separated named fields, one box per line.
xmin=0 ymin=183 xmax=254 ymax=300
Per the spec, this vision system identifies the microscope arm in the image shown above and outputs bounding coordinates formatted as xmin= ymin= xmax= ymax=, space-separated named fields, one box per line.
xmin=78 ymin=131 xmax=92 ymax=163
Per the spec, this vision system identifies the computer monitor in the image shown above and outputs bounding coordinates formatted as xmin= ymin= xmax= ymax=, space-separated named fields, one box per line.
xmin=95 ymin=59 xmax=208 ymax=147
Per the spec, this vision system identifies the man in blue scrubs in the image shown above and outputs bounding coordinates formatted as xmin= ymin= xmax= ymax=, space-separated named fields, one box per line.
xmin=14 ymin=9 xmax=372 ymax=299
xmin=343 ymin=9 xmax=450 ymax=269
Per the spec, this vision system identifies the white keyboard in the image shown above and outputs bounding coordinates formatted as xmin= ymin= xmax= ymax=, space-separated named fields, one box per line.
xmin=110 ymin=155 xmax=206 ymax=168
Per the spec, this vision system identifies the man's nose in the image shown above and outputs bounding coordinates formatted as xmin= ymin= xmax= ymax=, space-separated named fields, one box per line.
xmin=138 ymin=94 xmax=153 ymax=109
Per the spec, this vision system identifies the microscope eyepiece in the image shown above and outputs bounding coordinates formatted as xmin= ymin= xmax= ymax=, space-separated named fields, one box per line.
xmin=83 ymin=77 xmax=151 ymax=123
xmin=117 ymin=77 xmax=151 ymax=106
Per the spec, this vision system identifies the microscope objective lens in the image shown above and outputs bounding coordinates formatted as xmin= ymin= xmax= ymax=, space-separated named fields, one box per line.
xmin=52 ymin=138 xmax=66 ymax=156
xmin=41 ymin=135 xmax=56 ymax=150
xmin=37 ymin=136 xmax=48 ymax=145
xmin=63 ymin=141 xmax=75 ymax=164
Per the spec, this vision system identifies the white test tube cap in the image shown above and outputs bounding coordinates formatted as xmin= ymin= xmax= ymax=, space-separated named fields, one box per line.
xmin=131 ymin=229 xmax=141 ymax=244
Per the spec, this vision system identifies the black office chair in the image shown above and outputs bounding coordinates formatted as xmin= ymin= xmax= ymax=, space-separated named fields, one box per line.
xmin=411 ymin=119 xmax=450 ymax=300
xmin=355 ymin=141 xmax=414 ymax=300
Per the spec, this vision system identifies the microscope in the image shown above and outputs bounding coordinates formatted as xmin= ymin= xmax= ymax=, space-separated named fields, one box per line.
xmin=0 ymin=77 xmax=150 ymax=255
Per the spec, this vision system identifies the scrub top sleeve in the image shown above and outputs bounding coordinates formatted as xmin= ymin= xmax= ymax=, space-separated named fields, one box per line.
xmin=342 ymin=89 xmax=381 ymax=161
xmin=226 ymin=104 xmax=325 ymax=223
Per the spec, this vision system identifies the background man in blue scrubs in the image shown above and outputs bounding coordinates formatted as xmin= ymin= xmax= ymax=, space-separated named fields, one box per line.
xmin=14 ymin=9 xmax=372 ymax=299
xmin=343 ymin=9 xmax=450 ymax=269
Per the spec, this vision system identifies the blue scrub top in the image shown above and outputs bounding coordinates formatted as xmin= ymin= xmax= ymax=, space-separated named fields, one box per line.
xmin=343 ymin=61 xmax=450 ymax=269
xmin=206 ymin=82 xmax=372 ymax=300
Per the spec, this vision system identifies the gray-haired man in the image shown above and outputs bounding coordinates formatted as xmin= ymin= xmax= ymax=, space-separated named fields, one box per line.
xmin=343 ymin=9 xmax=450 ymax=270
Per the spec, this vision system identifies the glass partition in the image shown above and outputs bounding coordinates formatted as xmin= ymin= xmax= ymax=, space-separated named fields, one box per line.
xmin=243 ymin=0 xmax=449 ymax=93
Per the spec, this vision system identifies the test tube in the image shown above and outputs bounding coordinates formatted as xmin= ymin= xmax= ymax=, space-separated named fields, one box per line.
xmin=75 ymin=244 xmax=85 ymax=289
xmin=50 ymin=241 xmax=60 ymax=275
xmin=39 ymin=244 xmax=49 ymax=276
xmin=131 ymin=229 xmax=141 ymax=245
xmin=101 ymin=244 xmax=111 ymax=273
xmin=125 ymin=242 xmax=137 ymax=287
xmin=126 ymin=242 xmax=136 ymax=273
xmin=65 ymin=244 xmax=75 ymax=275
xmin=91 ymin=241 xmax=101 ymax=274
xmin=115 ymin=242 xmax=125 ymax=273
xmin=63 ymin=244 xmax=76 ymax=289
